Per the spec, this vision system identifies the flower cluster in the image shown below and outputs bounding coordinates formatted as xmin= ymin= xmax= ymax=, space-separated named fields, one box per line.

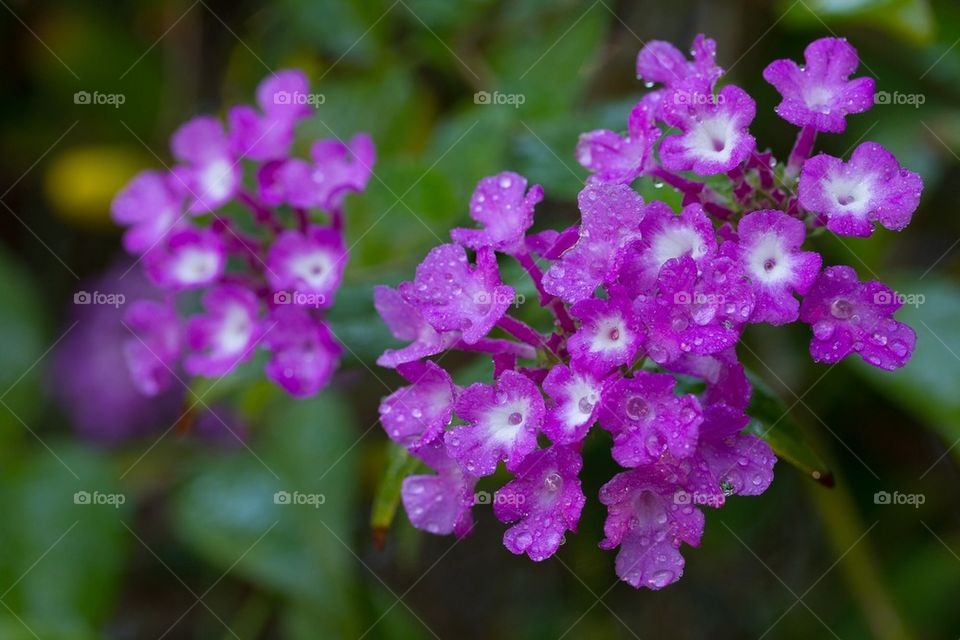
xmin=112 ymin=70 xmax=375 ymax=398
xmin=375 ymin=36 xmax=920 ymax=589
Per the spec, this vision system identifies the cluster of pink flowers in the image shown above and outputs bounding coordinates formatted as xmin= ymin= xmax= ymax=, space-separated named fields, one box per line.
xmin=112 ymin=71 xmax=375 ymax=398
xmin=376 ymin=36 xmax=921 ymax=589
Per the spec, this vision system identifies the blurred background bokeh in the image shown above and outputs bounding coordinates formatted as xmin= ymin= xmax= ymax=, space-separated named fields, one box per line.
xmin=1 ymin=0 xmax=959 ymax=638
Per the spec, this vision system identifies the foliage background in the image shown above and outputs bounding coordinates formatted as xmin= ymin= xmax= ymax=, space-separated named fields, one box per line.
xmin=1 ymin=0 xmax=959 ymax=637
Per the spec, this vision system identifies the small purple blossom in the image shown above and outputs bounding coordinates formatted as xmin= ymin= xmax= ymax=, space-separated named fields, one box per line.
xmin=111 ymin=171 xmax=184 ymax=254
xmin=451 ymin=172 xmax=543 ymax=255
xmin=402 ymin=439 xmax=477 ymax=537
xmin=799 ymin=265 xmax=916 ymax=370
xmin=799 ymin=142 xmax=923 ymax=237
xmin=493 ymin=445 xmax=586 ymax=561
xmin=542 ymin=183 xmax=645 ymax=303
xmin=228 ymin=69 xmax=312 ymax=161
xmin=660 ymin=82 xmax=757 ymax=176
xmin=399 ymin=244 xmax=515 ymax=345
xmin=598 ymin=372 xmax=702 ymax=467
xmin=568 ymin=290 xmax=642 ymax=375
xmin=144 ymin=227 xmax=226 ymax=291
xmin=379 ymin=361 xmax=456 ymax=450
xmin=123 ymin=299 xmax=181 ymax=396
xmin=171 ymin=116 xmax=241 ymax=213
xmin=762 ymin=37 xmax=875 ymax=134
xmin=638 ymin=246 xmax=754 ymax=365
xmin=576 ymin=97 xmax=660 ymax=184
xmin=696 ymin=403 xmax=776 ymax=496
xmin=737 ymin=209 xmax=822 ymax=324
xmin=266 ymin=225 xmax=346 ymax=308
xmin=599 ymin=467 xmax=706 ymax=589
xmin=636 ymin=34 xmax=723 ymax=89
xmin=373 ymin=285 xmax=453 ymax=368
xmin=619 ymin=202 xmax=717 ymax=296
xmin=184 ymin=285 xmax=261 ymax=377
xmin=445 ymin=370 xmax=544 ymax=476
xmin=263 ymin=306 xmax=342 ymax=397
xmin=258 ymin=134 xmax=375 ymax=212
xmin=541 ymin=364 xmax=604 ymax=445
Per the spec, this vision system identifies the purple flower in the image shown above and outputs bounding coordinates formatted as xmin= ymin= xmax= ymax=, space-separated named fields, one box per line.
xmin=170 ymin=116 xmax=241 ymax=213
xmin=228 ymin=69 xmax=312 ymax=161
xmin=258 ymin=134 xmax=375 ymax=212
xmin=638 ymin=246 xmax=754 ymax=365
xmin=123 ymin=299 xmax=181 ymax=396
xmin=379 ymin=360 xmax=456 ymax=451
xmin=697 ymin=403 xmax=775 ymax=497
xmin=762 ymin=37 xmax=875 ymax=134
xmin=798 ymin=142 xmax=923 ymax=237
xmin=111 ymin=171 xmax=184 ymax=254
xmin=799 ymin=265 xmax=915 ymax=370
xmin=493 ymin=445 xmax=586 ymax=561
xmin=266 ymin=225 xmax=346 ymax=308
xmin=619 ymin=202 xmax=717 ymax=296
xmin=184 ymin=285 xmax=262 ymax=377
xmin=568 ymin=289 xmax=642 ymax=376
xmin=53 ymin=265 xmax=180 ymax=440
xmin=445 ymin=370 xmax=544 ymax=476
xmin=668 ymin=349 xmax=751 ymax=411
xmin=263 ymin=306 xmax=342 ymax=397
xmin=576 ymin=97 xmax=659 ymax=184
xmin=450 ymin=172 xmax=543 ymax=255
xmin=542 ymin=183 xmax=645 ymax=303
xmin=737 ymin=209 xmax=822 ymax=324
xmin=659 ymin=82 xmax=756 ymax=175
xmin=598 ymin=372 xmax=702 ymax=467
xmin=402 ymin=439 xmax=477 ymax=537
xmin=635 ymin=34 xmax=723 ymax=88
xmin=143 ymin=227 xmax=226 ymax=290
xmin=399 ymin=244 xmax=515 ymax=345
xmin=599 ymin=467 xmax=706 ymax=589
xmin=541 ymin=364 xmax=605 ymax=445
xmin=374 ymin=285 xmax=454 ymax=368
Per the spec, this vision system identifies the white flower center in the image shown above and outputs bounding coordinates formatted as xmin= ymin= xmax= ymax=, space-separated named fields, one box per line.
xmin=650 ymin=225 xmax=706 ymax=268
xmin=747 ymin=233 xmax=794 ymax=285
xmin=823 ymin=172 xmax=873 ymax=216
xmin=290 ymin=250 xmax=335 ymax=290
xmin=173 ymin=247 xmax=219 ymax=285
xmin=685 ymin=114 xmax=737 ymax=163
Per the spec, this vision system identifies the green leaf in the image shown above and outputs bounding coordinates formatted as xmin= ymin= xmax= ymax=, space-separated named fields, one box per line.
xmin=0 ymin=444 xmax=128 ymax=628
xmin=781 ymin=0 xmax=934 ymax=46
xmin=170 ymin=391 xmax=360 ymax=631
xmin=370 ymin=443 xmax=422 ymax=542
xmin=746 ymin=372 xmax=834 ymax=486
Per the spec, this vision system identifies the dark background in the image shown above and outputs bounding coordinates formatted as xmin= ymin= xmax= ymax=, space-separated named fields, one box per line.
xmin=0 ymin=0 xmax=958 ymax=638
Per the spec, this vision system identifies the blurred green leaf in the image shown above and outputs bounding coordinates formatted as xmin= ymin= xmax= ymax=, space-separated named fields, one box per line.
xmin=0 ymin=246 xmax=48 ymax=444
xmin=782 ymin=0 xmax=935 ymax=45
xmin=370 ymin=443 xmax=421 ymax=538
xmin=171 ymin=391 xmax=361 ymax=633
xmin=746 ymin=371 xmax=834 ymax=486
xmin=0 ymin=444 xmax=127 ymax=629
